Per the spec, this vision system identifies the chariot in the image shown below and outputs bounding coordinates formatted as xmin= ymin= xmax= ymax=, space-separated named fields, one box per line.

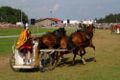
xmin=10 ymin=27 xmax=67 ymax=72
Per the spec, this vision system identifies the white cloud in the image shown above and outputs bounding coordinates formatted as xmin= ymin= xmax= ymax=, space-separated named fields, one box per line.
xmin=52 ymin=3 xmax=60 ymax=11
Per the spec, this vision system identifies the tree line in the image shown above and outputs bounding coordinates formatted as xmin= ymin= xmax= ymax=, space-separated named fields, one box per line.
xmin=0 ymin=6 xmax=28 ymax=24
xmin=97 ymin=13 xmax=120 ymax=23
xmin=0 ymin=6 xmax=120 ymax=24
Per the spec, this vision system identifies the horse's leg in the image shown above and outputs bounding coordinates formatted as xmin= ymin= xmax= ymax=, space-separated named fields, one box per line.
xmin=49 ymin=51 xmax=62 ymax=70
xmin=72 ymin=48 xmax=78 ymax=64
xmin=59 ymin=52 xmax=64 ymax=62
xmin=59 ymin=51 xmax=68 ymax=62
xmin=49 ymin=51 xmax=59 ymax=70
xmin=80 ymin=48 xmax=86 ymax=65
xmin=89 ymin=42 xmax=96 ymax=62
xmin=72 ymin=53 xmax=76 ymax=65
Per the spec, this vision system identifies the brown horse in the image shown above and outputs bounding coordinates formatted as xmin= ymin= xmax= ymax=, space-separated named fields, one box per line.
xmin=38 ymin=27 xmax=67 ymax=49
xmin=37 ymin=27 xmax=68 ymax=70
xmin=69 ymin=24 xmax=96 ymax=64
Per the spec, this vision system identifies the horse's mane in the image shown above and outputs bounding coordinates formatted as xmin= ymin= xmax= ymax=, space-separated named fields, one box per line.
xmin=52 ymin=27 xmax=66 ymax=38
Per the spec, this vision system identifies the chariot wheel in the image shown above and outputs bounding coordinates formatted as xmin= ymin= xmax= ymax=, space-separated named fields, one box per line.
xmin=39 ymin=51 xmax=57 ymax=72
xmin=10 ymin=54 xmax=20 ymax=72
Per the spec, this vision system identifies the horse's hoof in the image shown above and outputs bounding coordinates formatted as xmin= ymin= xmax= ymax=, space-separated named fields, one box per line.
xmin=81 ymin=59 xmax=86 ymax=65
xmin=93 ymin=58 xmax=96 ymax=62
xmin=83 ymin=61 xmax=86 ymax=65
xmin=94 ymin=59 xmax=96 ymax=62
xmin=39 ymin=67 xmax=45 ymax=72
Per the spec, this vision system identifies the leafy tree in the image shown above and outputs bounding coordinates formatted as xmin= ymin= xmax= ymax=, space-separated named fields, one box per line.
xmin=97 ymin=13 xmax=120 ymax=23
xmin=0 ymin=6 xmax=28 ymax=24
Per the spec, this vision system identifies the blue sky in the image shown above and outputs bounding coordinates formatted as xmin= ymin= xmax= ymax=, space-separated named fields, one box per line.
xmin=0 ymin=0 xmax=120 ymax=20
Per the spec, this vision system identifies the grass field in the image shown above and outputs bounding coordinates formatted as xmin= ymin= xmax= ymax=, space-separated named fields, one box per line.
xmin=0 ymin=27 xmax=120 ymax=80
xmin=0 ymin=27 xmax=55 ymax=55
xmin=0 ymin=26 xmax=57 ymax=36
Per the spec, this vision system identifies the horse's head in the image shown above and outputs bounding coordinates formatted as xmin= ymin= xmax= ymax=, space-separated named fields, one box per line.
xmin=53 ymin=27 xmax=66 ymax=38
xmin=85 ymin=24 xmax=95 ymax=33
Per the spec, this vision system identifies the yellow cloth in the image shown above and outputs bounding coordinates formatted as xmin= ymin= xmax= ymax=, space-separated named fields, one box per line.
xmin=16 ymin=29 xmax=29 ymax=49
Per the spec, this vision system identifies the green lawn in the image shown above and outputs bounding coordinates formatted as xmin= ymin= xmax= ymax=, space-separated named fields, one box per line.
xmin=0 ymin=28 xmax=120 ymax=80
xmin=0 ymin=27 xmax=55 ymax=55
xmin=0 ymin=27 xmax=55 ymax=36
xmin=0 ymin=38 xmax=16 ymax=55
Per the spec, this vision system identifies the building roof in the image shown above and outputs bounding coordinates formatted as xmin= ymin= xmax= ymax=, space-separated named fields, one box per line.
xmin=36 ymin=18 xmax=62 ymax=22
xmin=47 ymin=18 xmax=62 ymax=22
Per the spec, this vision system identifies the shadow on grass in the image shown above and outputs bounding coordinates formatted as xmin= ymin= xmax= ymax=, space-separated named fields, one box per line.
xmin=18 ymin=68 xmax=40 ymax=73
xmin=57 ymin=57 xmax=95 ymax=67
xmin=13 ymin=57 xmax=95 ymax=72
